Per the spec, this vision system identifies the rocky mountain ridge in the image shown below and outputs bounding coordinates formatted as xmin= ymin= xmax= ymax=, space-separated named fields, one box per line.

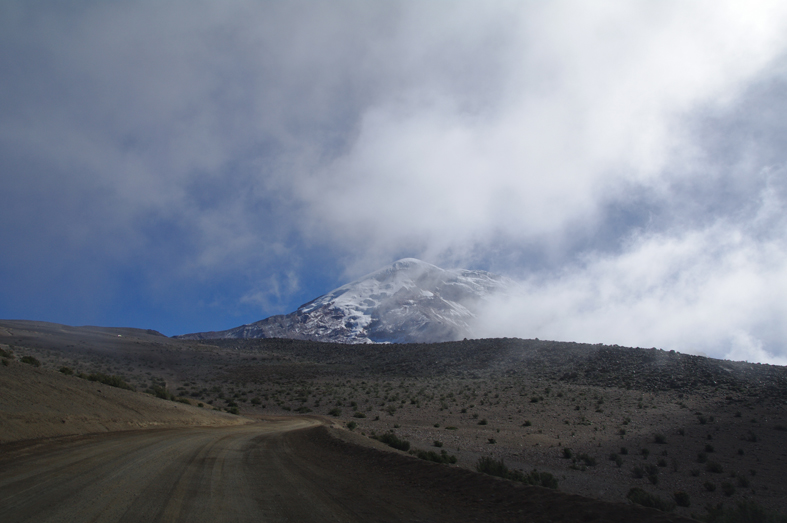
xmin=179 ymin=258 xmax=512 ymax=343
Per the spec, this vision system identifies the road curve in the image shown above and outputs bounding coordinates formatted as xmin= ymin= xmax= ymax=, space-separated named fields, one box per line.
xmin=0 ymin=418 xmax=401 ymax=523
xmin=1 ymin=418 xmax=694 ymax=523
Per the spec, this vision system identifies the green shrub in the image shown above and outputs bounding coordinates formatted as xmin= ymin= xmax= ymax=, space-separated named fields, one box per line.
xmin=477 ymin=456 xmax=508 ymax=477
xmin=147 ymin=385 xmax=174 ymax=400
xmin=476 ymin=457 xmax=558 ymax=489
xmin=373 ymin=432 xmax=410 ymax=451
xmin=20 ymin=356 xmax=41 ymax=367
xmin=176 ymin=398 xmax=191 ymax=405
xmin=353 ymin=411 xmax=366 ymax=418
xmin=59 ymin=366 xmax=74 ymax=375
xmin=415 ymin=449 xmax=457 ymax=465
xmin=0 ymin=347 xmax=12 ymax=358
xmin=250 ymin=397 xmax=262 ymax=405
xmin=704 ymin=481 xmax=716 ymax=492
xmin=626 ymin=488 xmax=675 ymax=512
xmin=89 ymin=373 xmax=134 ymax=391
xmin=295 ymin=406 xmax=312 ymax=413
xmin=227 ymin=406 xmax=239 ymax=415
xmin=346 ymin=421 xmax=357 ymax=430
xmin=654 ymin=434 xmax=667 ymax=444
xmin=562 ymin=448 xmax=573 ymax=459
xmin=674 ymin=491 xmax=690 ymax=507
xmin=706 ymin=461 xmax=724 ymax=474
xmin=698 ymin=452 xmax=708 ymax=463
xmin=433 ymin=440 xmax=443 ymax=447
xmin=478 ymin=418 xmax=488 ymax=425
xmin=328 ymin=407 xmax=342 ymax=416
xmin=721 ymin=482 xmax=735 ymax=497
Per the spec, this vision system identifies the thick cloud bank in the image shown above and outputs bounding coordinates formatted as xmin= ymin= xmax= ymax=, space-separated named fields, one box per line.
xmin=474 ymin=186 xmax=787 ymax=365
xmin=2 ymin=1 xmax=787 ymax=362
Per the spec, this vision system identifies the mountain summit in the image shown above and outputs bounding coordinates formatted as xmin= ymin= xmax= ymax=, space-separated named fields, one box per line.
xmin=179 ymin=258 xmax=512 ymax=343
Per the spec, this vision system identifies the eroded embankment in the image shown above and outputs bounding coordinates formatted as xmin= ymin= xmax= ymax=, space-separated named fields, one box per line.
xmin=0 ymin=361 xmax=249 ymax=443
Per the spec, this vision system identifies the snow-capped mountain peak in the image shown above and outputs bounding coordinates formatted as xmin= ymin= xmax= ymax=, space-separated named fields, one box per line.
xmin=179 ymin=258 xmax=512 ymax=343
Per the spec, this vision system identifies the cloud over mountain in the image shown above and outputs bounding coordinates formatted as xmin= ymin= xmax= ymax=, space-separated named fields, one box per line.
xmin=2 ymin=2 xmax=787 ymax=362
xmin=181 ymin=259 xmax=512 ymax=344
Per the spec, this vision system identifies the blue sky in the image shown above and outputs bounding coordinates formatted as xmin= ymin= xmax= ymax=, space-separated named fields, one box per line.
xmin=2 ymin=1 xmax=787 ymax=364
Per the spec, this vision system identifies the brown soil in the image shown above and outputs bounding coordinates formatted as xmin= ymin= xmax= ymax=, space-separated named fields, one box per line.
xmin=0 ymin=355 xmax=249 ymax=443
xmin=2 ymin=320 xmax=786 ymax=520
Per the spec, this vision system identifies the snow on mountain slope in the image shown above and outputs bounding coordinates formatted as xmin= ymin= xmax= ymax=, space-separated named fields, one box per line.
xmin=178 ymin=258 xmax=513 ymax=343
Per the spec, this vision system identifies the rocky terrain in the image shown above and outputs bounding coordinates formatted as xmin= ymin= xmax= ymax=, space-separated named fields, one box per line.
xmin=2 ymin=320 xmax=786 ymax=520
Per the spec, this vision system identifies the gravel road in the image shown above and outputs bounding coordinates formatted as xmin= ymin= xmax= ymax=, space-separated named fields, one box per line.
xmin=0 ymin=418 xmax=437 ymax=523
xmin=0 ymin=418 xmax=694 ymax=523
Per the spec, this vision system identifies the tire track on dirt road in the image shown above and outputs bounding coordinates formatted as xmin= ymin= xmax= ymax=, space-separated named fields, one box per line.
xmin=0 ymin=417 xmax=694 ymax=523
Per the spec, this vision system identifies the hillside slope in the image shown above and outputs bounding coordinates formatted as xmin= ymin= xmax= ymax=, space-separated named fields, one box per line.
xmin=0 ymin=359 xmax=249 ymax=443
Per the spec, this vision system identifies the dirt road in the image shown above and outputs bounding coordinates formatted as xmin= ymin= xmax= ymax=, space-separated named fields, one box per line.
xmin=0 ymin=418 xmax=692 ymax=523
xmin=0 ymin=418 xmax=413 ymax=523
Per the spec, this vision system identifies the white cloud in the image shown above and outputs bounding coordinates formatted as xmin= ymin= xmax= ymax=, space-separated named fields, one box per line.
xmin=472 ymin=181 xmax=787 ymax=364
xmin=3 ymin=1 xmax=787 ymax=355
xmin=295 ymin=2 xmax=787 ymax=267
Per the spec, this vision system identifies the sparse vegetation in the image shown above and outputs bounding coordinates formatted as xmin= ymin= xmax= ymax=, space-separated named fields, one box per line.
xmin=626 ymin=487 xmax=674 ymax=512
xmin=413 ymin=449 xmax=457 ymax=465
xmin=372 ymin=432 xmax=410 ymax=452
xmin=706 ymin=461 xmax=724 ymax=474
xmin=476 ymin=457 xmax=558 ymax=489
xmin=87 ymin=372 xmax=134 ymax=391
xmin=702 ymin=500 xmax=787 ymax=523
xmin=20 ymin=356 xmax=41 ymax=367
xmin=673 ymin=491 xmax=690 ymax=507
xmin=7 ymin=325 xmax=787 ymax=520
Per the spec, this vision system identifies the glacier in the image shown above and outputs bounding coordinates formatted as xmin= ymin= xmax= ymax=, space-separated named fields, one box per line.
xmin=178 ymin=258 xmax=512 ymax=343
